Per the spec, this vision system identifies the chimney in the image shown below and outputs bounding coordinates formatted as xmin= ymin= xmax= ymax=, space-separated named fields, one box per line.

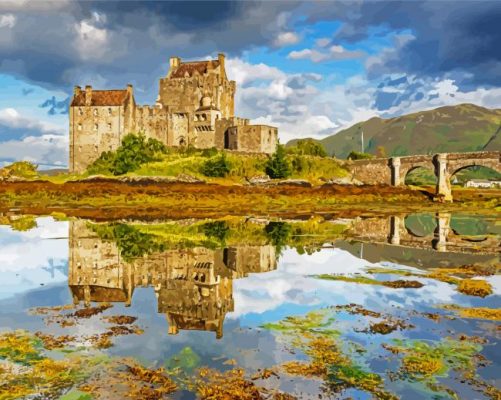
xmin=73 ymin=86 xmax=81 ymax=96
xmin=126 ymin=83 xmax=133 ymax=98
xmin=218 ymin=53 xmax=225 ymax=70
xmin=85 ymin=85 xmax=92 ymax=106
xmin=169 ymin=56 xmax=181 ymax=69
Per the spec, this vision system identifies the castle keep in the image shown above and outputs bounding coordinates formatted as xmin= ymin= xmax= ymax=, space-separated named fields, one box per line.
xmin=69 ymin=53 xmax=278 ymax=173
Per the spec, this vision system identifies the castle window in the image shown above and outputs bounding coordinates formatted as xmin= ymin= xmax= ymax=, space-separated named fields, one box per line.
xmin=77 ymin=123 xmax=82 ymax=131
xmin=93 ymin=108 xmax=98 ymax=116
xmin=108 ymin=107 xmax=112 ymax=116
xmin=94 ymin=145 xmax=98 ymax=152
xmin=78 ymin=108 xmax=83 ymax=116
xmin=107 ymin=122 xmax=112 ymax=130
xmin=94 ymin=123 xmax=98 ymax=131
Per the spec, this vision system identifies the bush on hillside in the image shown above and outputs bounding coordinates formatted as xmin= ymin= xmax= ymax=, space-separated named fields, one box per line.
xmin=347 ymin=151 xmax=374 ymax=160
xmin=2 ymin=161 xmax=39 ymax=179
xmin=200 ymin=153 xmax=231 ymax=177
xmin=265 ymin=145 xmax=291 ymax=179
xmin=288 ymin=139 xmax=327 ymax=157
xmin=203 ymin=221 xmax=230 ymax=244
xmin=87 ymin=133 xmax=167 ymax=175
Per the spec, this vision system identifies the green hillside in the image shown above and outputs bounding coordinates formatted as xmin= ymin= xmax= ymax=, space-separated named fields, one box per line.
xmin=287 ymin=104 xmax=501 ymax=158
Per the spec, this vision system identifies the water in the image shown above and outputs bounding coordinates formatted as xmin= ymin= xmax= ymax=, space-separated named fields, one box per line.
xmin=0 ymin=213 xmax=499 ymax=399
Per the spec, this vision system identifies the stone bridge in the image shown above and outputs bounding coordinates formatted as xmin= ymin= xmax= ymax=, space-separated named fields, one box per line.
xmin=347 ymin=151 xmax=500 ymax=201
xmin=346 ymin=213 xmax=500 ymax=254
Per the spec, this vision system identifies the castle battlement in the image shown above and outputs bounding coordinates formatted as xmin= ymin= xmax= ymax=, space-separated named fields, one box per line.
xmin=69 ymin=53 xmax=278 ymax=173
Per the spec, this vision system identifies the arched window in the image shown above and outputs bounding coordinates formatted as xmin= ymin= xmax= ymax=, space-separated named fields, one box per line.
xmin=77 ymin=123 xmax=82 ymax=131
xmin=93 ymin=108 xmax=98 ymax=116
xmin=94 ymin=123 xmax=98 ymax=131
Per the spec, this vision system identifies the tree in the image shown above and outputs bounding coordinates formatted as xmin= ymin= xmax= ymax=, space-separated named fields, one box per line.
xmin=347 ymin=151 xmax=374 ymax=160
xmin=87 ymin=133 xmax=167 ymax=175
xmin=265 ymin=144 xmax=291 ymax=179
xmin=289 ymin=139 xmax=327 ymax=157
xmin=201 ymin=153 xmax=231 ymax=177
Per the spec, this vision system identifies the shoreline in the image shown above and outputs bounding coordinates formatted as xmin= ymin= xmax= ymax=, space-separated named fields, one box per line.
xmin=0 ymin=180 xmax=498 ymax=220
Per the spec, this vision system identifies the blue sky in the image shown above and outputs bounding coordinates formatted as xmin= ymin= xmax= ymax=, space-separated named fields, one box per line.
xmin=0 ymin=1 xmax=500 ymax=168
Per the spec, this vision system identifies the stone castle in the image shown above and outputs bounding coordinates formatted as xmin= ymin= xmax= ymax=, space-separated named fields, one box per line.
xmin=69 ymin=53 xmax=278 ymax=173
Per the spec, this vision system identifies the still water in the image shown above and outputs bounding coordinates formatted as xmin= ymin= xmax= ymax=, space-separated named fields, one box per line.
xmin=0 ymin=213 xmax=499 ymax=399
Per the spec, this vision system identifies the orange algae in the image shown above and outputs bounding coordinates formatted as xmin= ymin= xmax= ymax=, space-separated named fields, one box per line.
xmin=442 ymin=305 xmax=501 ymax=321
xmin=196 ymin=367 xmax=263 ymax=399
xmin=457 ymin=279 xmax=493 ymax=297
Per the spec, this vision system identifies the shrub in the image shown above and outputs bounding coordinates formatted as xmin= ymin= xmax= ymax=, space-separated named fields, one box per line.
xmin=265 ymin=221 xmax=291 ymax=252
xmin=203 ymin=221 xmax=230 ymax=244
xmin=87 ymin=133 xmax=167 ymax=175
xmin=201 ymin=147 xmax=219 ymax=158
xmin=3 ymin=161 xmax=39 ymax=179
xmin=347 ymin=151 xmax=374 ymax=160
xmin=288 ymin=139 xmax=327 ymax=157
xmin=201 ymin=153 xmax=231 ymax=177
xmin=265 ymin=145 xmax=291 ymax=179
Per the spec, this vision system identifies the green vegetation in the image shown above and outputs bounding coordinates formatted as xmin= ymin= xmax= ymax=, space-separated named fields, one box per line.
xmin=202 ymin=220 xmax=230 ymax=244
xmin=87 ymin=133 xmax=168 ymax=175
xmin=405 ymin=168 xmax=437 ymax=186
xmin=7 ymin=215 xmax=37 ymax=232
xmin=265 ymin=144 xmax=291 ymax=179
xmin=388 ymin=338 xmax=482 ymax=387
xmin=287 ymin=139 xmax=327 ymax=157
xmin=200 ymin=152 xmax=230 ymax=177
xmin=0 ymin=161 xmax=39 ymax=179
xmin=347 ymin=151 xmax=374 ymax=160
xmin=87 ymin=217 xmax=347 ymax=258
xmin=89 ymin=223 xmax=166 ymax=261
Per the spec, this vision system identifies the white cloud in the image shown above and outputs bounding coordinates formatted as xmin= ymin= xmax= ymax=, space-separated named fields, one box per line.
xmin=288 ymin=45 xmax=365 ymax=63
xmin=230 ymin=247 xmax=464 ymax=319
xmin=273 ymin=31 xmax=300 ymax=47
xmin=0 ymin=13 xmax=15 ymax=28
xmin=74 ymin=12 xmax=111 ymax=61
xmin=0 ymin=107 xmax=64 ymax=134
xmin=315 ymin=37 xmax=331 ymax=48
xmin=0 ymin=133 xmax=68 ymax=167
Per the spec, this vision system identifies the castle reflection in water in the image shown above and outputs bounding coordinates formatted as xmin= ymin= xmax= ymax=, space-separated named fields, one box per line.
xmin=69 ymin=221 xmax=277 ymax=339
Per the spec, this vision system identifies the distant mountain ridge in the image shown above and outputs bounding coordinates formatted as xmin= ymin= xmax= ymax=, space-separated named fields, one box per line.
xmin=287 ymin=104 xmax=501 ymax=158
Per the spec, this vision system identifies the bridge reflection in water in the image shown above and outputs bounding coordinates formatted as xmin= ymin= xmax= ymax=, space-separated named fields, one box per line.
xmin=346 ymin=212 xmax=500 ymax=255
xmin=69 ymin=221 xmax=277 ymax=339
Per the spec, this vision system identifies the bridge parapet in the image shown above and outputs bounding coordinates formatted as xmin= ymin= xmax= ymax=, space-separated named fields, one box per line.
xmin=346 ymin=151 xmax=500 ymax=201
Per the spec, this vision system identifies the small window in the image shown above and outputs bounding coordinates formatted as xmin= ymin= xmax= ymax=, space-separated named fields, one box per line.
xmin=78 ymin=108 xmax=83 ymax=116
xmin=77 ymin=123 xmax=82 ymax=131
xmin=108 ymin=107 xmax=112 ymax=116
xmin=107 ymin=122 xmax=112 ymax=130
xmin=94 ymin=123 xmax=98 ymax=131
xmin=93 ymin=108 xmax=98 ymax=116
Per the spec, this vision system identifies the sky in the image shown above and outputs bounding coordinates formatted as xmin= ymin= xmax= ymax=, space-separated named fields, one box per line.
xmin=0 ymin=0 xmax=500 ymax=168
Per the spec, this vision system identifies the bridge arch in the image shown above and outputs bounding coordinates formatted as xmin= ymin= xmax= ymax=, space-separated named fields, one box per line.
xmin=403 ymin=165 xmax=437 ymax=187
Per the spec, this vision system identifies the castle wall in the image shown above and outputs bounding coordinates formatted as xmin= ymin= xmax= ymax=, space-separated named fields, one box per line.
xmin=232 ymin=125 xmax=278 ymax=154
xmin=133 ymin=105 xmax=169 ymax=143
xmin=69 ymin=104 xmax=128 ymax=173
xmin=215 ymin=117 xmax=250 ymax=149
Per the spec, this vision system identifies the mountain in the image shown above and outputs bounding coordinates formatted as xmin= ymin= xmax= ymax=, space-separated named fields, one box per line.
xmin=287 ymin=104 xmax=501 ymax=158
